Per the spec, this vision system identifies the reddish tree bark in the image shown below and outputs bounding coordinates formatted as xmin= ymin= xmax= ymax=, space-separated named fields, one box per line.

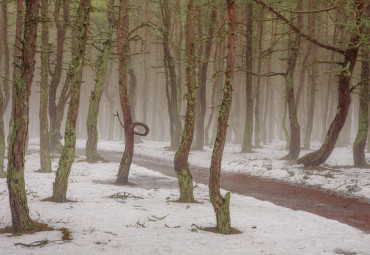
xmin=209 ymin=0 xmax=236 ymax=234
xmin=7 ymin=0 xmax=40 ymax=233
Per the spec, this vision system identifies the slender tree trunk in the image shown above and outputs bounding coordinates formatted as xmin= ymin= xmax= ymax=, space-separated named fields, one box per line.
xmin=161 ymin=0 xmax=182 ymax=149
xmin=282 ymin=99 xmax=290 ymax=150
xmin=297 ymin=1 xmax=365 ymax=166
xmin=209 ymin=0 xmax=236 ymax=234
xmin=205 ymin=40 xmax=220 ymax=145
xmin=253 ymin=10 xmax=264 ymax=149
xmin=104 ymin=62 xmax=115 ymax=141
xmin=52 ymin=0 xmax=92 ymax=202
xmin=86 ymin=0 xmax=115 ymax=161
xmin=1 ymin=1 xmax=10 ymax=113
xmin=303 ymin=7 xmax=317 ymax=150
xmin=281 ymin=1 xmax=302 ymax=160
xmin=39 ymin=0 xmax=52 ymax=173
xmin=116 ymin=0 xmax=133 ymax=184
xmin=241 ymin=2 xmax=253 ymax=153
xmin=193 ymin=3 xmax=217 ymax=150
xmin=173 ymin=0 xmax=197 ymax=203
xmin=8 ymin=0 xmax=23 ymax=145
xmin=353 ymin=50 xmax=369 ymax=167
xmin=0 ymin=72 xmax=5 ymax=178
xmin=49 ymin=0 xmax=70 ymax=153
xmin=7 ymin=0 xmax=40 ymax=233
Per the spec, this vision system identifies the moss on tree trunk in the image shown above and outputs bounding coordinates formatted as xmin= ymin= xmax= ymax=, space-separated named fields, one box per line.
xmin=52 ymin=0 xmax=92 ymax=202
xmin=86 ymin=0 xmax=114 ymax=162
xmin=353 ymin=50 xmax=369 ymax=167
xmin=39 ymin=0 xmax=52 ymax=173
xmin=209 ymin=0 xmax=236 ymax=234
xmin=116 ymin=0 xmax=133 ymax=184
xmin=297 ymin=15 xmax=364 ymax=166
xmin=7 ymin=0 xmax=40 ymax=233
xmin=48 ymin=0 xmax=69 ymax=154
xmin=173 ymin=0 xmax=197 ymax=203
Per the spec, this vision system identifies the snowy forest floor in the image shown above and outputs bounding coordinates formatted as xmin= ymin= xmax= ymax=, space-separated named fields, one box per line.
xmin=0 ymin=139 xmax=369 ymax=254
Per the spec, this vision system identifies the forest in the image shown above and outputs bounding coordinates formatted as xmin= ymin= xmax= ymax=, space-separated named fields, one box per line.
xmin=0 ymin=0 xmax=369 ymax=254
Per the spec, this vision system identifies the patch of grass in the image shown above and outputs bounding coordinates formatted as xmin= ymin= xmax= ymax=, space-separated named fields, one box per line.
xmin=0 ymin=221 xmax=54 ymax=236
xmin=190 ymin=224 xmax=242 ymax=235
xmin=107 ymin=192 xmax=143 ymax=204
xmin=324 ymin=172 xmax=335 ymax=179
xmin=60 ymin=228 xmax=72 ymax=241
xmin=147 ymin=214 xmax=169 ymax=222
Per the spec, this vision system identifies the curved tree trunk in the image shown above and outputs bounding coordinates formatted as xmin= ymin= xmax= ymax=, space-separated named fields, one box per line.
xmin=49 ymin=0 xmax=69 ymax=153
xmin=7 ymin=0 xmax=40 ymax=233
xmin=353 ymin=50 xmax=369 ymax=167
xmin=161 ymin=0 xmax=182 ymax=149
xmin=52 ymin=0 xmax=92 ymax=202
xmin=297 ymin=2 xmax=364 ymax=166
xmin=116 ymin=0 xmax=134 ymax=184
xmin=86 ymin=0 xmax=115 ymax=161
xmin=281 ymin=1 xmax=302 ymax=161
xmin=209 ymin=0 xmax=236 ymax=234
xmin=39 ymin=0 xmax=52 ymax=173
xmin=173 ymin=0 xmax=197 ymax=203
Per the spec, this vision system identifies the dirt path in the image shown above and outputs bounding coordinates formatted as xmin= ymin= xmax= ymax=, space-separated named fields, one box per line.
xmin=97 ymin=150 xmax=370 ymax=233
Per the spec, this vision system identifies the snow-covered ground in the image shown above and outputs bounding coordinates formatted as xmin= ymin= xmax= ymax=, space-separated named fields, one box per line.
xmin=1 ymin=149 xmax=370 ymax=255
xmin=74 ymin=139 xmax=370 ymax=200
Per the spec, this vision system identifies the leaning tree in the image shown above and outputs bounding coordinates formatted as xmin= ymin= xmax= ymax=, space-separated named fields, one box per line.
xmin=252 ymin=0 xmax=367 ymax=166
xmin=85 ymin=0 xmax=116 ymax=162
xmin=52 ymin=0 xmax=92 ymax=202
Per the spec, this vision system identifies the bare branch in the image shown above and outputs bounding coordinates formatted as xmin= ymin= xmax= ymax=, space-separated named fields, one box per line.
xmin=251 ymin=0 xmax=345 ymax=55
xmin=114 ymin=111 xmax=125 ymax=129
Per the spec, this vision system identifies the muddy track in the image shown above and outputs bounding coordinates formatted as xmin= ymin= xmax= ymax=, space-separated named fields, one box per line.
xmin=96 ymin=150 xmax=370 ymax=233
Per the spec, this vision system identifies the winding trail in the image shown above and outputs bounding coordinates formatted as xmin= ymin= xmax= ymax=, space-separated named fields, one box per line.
xmin=97 ymin=150 xmax=370 ymax=233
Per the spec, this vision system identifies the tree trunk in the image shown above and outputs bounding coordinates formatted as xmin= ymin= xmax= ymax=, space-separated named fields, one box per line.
xmin=193 ymin=3 xmax=217 ymax=150
xmin=205 ymin=39 xmax=220 ymax=145
xmin=281 ymin=1 xmax=302 ymax=160
xmin=303 ymin=7 xmax=317 ymax=150
xmin=116 ymin=0 xmax=133 ymax=184
xmin=52 ymin=0 xmax=92 ymax=202
xmin=297 ymin=2 xmax=364 ymax=166
xmin=253 ymin=10 xmax=264 ymax=149
xmin=241 ymin=2 xmax=253 ymax=153
xmin=209 ymin=0 xmax=236 ymax=234
xmin=104 ymin=62 xmax=115 ymax=141
xmin=8 ymin=0 xmax=23 ymax=145
xmin=173 ymin=0 xmax=197 ymax=203
xmin=353 ymin=50 xmax=369 ymax=167
xmin=161 ymin=0 xmax=182 ymax=149
xmin=39 ymin=0 xmax=52 ymax=173
xmin=0 ymin=69 xmax=5 ymax=178
xmin=86 ymin=0 xmax=115 ymax=161
xmin=1 ymin=1 xmax=10 ymax=113
xmin=7 ymin=0 xmax=40 ymax=233
xmin=49 ymin=0 xmax=70 ymax=153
